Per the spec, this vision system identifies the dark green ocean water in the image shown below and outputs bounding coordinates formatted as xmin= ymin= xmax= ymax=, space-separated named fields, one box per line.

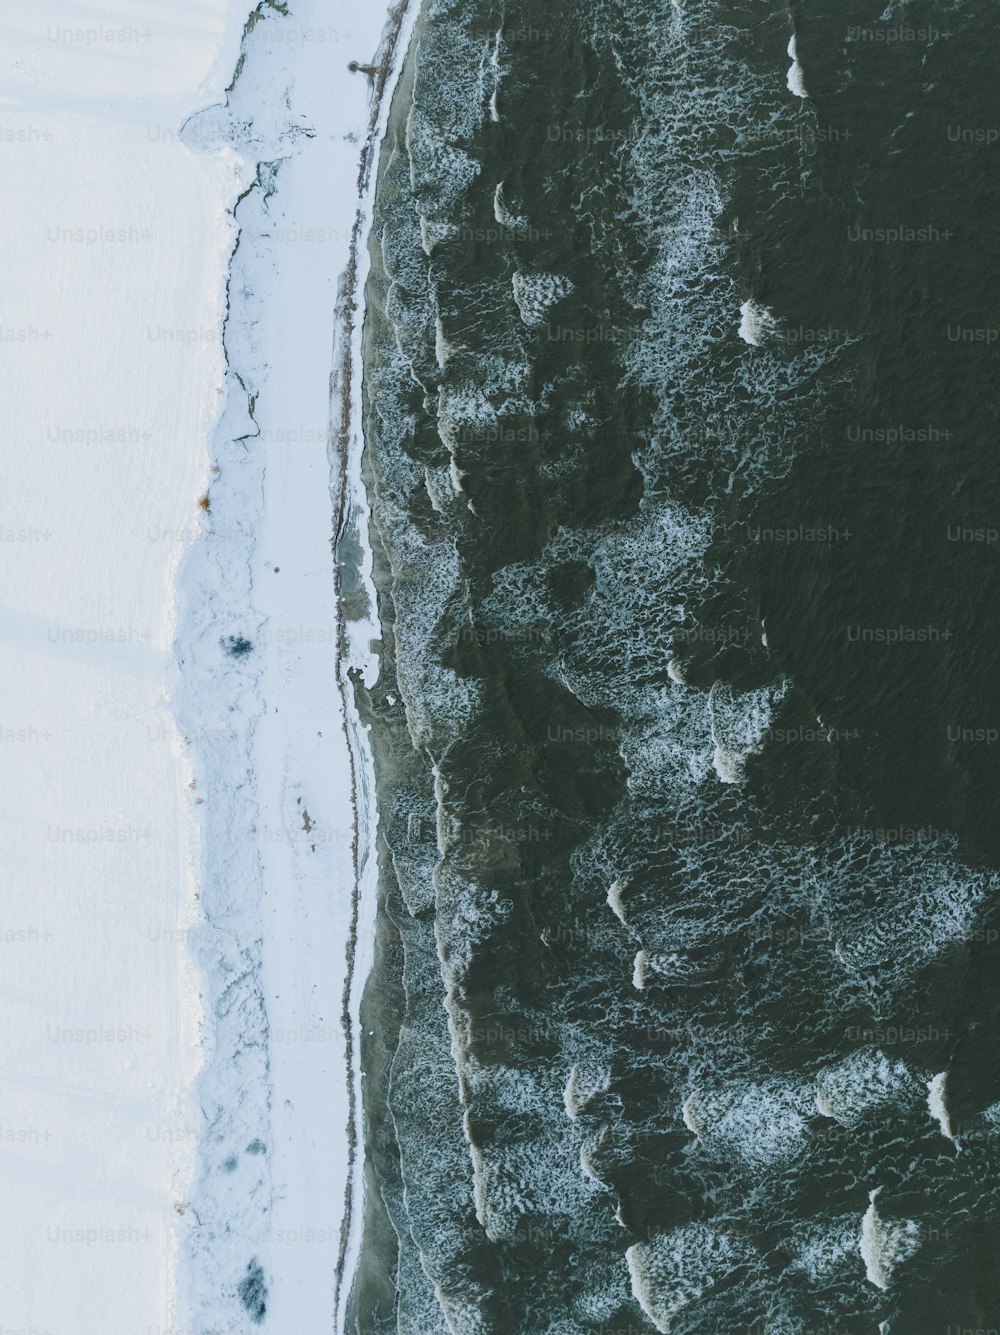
xmin=348 ymin=1 xmax=1000 ymax=1331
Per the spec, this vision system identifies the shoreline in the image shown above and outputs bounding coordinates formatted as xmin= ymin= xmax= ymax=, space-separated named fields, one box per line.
xmin=172 ymin=0 xmax=421 ymax=1329
xmin=328 ymin=3 xmax=421 ymax=1322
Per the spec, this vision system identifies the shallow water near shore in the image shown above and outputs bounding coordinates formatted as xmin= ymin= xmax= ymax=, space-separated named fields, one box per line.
xmin=349 ymin=1 xmax=1000 ymax=1331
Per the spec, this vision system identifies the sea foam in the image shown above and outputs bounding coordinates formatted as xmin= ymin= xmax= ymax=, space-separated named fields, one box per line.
xmin=815 ymin=1049 xmax=922 ymax=1127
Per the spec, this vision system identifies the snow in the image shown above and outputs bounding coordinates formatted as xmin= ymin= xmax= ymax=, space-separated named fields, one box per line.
xmin=0 ymin=0 xmax=414 ymax=1331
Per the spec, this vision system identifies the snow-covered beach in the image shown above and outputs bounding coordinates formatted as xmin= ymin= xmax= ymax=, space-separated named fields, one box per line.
xmin=1 ymin=0 xmax=414 ymax=1329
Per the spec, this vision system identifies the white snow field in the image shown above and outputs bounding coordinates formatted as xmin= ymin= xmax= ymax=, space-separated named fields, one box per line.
xmin=0 ymin=0 xmax=413 ymax=1331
